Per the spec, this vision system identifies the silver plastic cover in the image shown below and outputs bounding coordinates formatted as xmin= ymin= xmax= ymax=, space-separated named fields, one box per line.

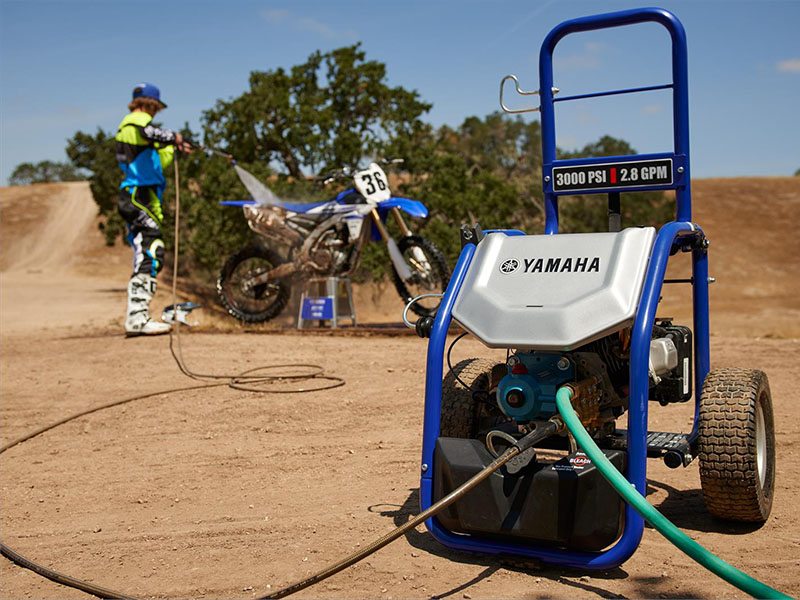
xmin=452 ymin=228 xmax=656 ymax=350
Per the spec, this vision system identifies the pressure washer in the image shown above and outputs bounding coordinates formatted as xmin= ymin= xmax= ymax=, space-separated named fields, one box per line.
xmin=415 ymin=6 xmax=781 ymax=594
xmin=262 ymin=7 xmax=786 ymax=599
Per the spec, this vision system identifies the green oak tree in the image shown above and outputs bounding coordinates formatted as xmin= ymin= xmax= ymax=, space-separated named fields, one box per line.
xmin=202 ymin=44 xmax=431 ymax=177
xmin=65 ymin=128 xmax=125 ymax=244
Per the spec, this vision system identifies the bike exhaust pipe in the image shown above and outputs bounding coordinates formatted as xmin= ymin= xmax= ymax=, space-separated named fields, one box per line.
xmin=252 ymin=241 xmax=412 ymax=285
xmin=244 ymin=262 xmax=298 ymax=290
xmin=264 ymin=262 xmax=298 ymax=281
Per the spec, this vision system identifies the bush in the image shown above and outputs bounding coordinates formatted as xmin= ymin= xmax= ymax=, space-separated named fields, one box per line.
xmin=8 ymin=160 xmax=86 ymax=186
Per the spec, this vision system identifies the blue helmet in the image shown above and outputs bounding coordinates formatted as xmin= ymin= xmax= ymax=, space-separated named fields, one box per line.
xmin=132 ymin=82 xmax=167 ymax=108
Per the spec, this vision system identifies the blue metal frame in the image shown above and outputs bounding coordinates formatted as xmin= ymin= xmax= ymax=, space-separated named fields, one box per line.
xmin=540 ymin=7 xmax=692 ymax=233
xmin=419 ymin=7 xmax=711 ymax=569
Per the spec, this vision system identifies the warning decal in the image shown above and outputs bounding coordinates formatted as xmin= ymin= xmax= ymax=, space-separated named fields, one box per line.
xmin=552 ymin=158 xmax=673 ymax=192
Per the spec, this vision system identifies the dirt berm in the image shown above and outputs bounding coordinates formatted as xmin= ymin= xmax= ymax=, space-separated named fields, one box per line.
xmin=1 ymin=179 xmax=798 ymax=599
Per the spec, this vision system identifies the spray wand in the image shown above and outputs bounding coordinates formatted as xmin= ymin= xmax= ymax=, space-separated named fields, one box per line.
xmin=182 ymin=137 xmax=236 ymax=163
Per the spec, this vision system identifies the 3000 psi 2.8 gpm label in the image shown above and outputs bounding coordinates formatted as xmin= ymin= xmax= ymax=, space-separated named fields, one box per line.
xmin=552 ymin=158 xmax=673 ymax=192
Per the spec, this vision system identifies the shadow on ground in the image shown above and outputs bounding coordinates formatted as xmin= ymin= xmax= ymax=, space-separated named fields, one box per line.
xmin=370 ymin=487 xmax=718 ymax=599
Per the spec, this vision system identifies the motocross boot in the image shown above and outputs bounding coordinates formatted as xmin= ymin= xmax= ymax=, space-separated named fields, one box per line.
xmin=124 ymin=274 xmax=171 ymax=337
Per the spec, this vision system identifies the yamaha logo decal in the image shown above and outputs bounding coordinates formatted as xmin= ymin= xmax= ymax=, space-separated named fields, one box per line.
xmin=499 ymin=259 xmax=519 ymax=274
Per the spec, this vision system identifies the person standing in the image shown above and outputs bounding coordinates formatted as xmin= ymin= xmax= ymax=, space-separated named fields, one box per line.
xmin=115 ymin=83 xmax=191 ymax=336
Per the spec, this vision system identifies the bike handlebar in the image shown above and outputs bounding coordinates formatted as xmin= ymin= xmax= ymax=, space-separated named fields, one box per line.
xmin=316 ymin=158 xmax=404 ymax=185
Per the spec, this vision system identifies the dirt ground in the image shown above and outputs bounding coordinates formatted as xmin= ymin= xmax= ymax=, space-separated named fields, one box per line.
xmin=1 ymin=180 xmax=798 ymax=599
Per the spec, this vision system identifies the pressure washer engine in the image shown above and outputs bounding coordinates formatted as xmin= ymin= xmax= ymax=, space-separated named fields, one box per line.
xmin=416 ymin=7 xmax=777 ymax=570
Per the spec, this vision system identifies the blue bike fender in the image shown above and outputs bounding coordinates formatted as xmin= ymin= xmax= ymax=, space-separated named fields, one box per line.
xmin=377 ymin=197 xmax=429 ymax=219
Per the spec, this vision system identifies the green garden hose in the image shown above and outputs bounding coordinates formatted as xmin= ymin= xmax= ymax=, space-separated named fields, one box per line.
xmin=554 ymin=386 xmax=788 ymax=600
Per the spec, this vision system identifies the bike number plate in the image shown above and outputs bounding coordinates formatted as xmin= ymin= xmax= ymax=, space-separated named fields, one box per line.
xmin=354 ymin=162 xmax=391 ymax=204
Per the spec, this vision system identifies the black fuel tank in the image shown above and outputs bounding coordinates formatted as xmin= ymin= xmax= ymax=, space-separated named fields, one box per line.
xmin=433 ymin=437 xmax=626 ymax=551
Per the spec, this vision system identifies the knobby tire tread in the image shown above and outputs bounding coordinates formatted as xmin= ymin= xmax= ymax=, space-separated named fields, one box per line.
xmin=440 ymin=358 xmax=499 ymax=439
xmin=217 ymin=244 xmax=290 ymax=323
xmin=392 ymin=235 xmax=450 ymax=318
xmin=697 ymin=367 xmax=775 ymax=523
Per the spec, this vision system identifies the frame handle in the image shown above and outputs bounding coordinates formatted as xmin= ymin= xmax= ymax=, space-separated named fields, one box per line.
xmin=499 ymin=74 xmax=559 ymax=114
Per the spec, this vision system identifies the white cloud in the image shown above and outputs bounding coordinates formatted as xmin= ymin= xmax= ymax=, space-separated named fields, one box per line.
xmin=3 ymin=107 xmax=119 ymax=130
xmin=554 ymin=42 xmax=606 ymax=71
xmin=488 ymin=0 xmax=558 ymax=48
xmin=576 ymin=108 xmax=600 ymax=126
xmin=557 ymin=134 xmax=579 ymax=149
xmin=584 ymin=41 xmax=606 ymax=54
xmin=261 ymin=9 xmax=289 ymax=23
xmin=776 ymin=58 xmax=800 ymax=73
xmin=259 ymin=9 xmax=356 ymax=41
xmin=297 ymin=16 xmax=339 ymax=39
xmin=60 ymin=106 xmax=90 ymax=118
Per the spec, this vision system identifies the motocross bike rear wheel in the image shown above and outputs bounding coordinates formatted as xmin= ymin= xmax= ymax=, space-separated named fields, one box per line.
xmin=217 ymin=244 xmax=291 ymax=323
xmin=392 ymin=235 xmax=450 ymax=317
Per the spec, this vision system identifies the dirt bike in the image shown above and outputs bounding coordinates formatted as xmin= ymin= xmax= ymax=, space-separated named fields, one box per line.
xmin=217 ymin=160 xmax=450 ymax=323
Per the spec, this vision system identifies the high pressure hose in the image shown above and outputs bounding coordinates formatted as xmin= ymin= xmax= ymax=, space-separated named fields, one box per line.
xmin=168 ymin=155 xmax=345 ymax=393
xmin=554 ymin=386 xmax=789 ymax=600
xmin=0 ymin=156 xmax=345 ymax=599
xmin=0 ymin=382 xmax=231 ymax=600
xmin=259 ymin=420 xmax=561 ymax=599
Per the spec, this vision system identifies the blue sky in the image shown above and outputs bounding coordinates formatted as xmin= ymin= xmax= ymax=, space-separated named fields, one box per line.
xmin=1 ymin=0 xmax=798 ymax=185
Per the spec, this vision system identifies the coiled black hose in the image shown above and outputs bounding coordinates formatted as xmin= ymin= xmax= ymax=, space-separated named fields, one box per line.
xmin=0 ymin=156 xmax=344 ymax=598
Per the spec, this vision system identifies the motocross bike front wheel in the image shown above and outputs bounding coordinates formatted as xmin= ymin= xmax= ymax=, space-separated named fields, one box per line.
xmin=392 ymin=235 xmax=450 ymax=317
xmin=217 ymin=244 xmax=291 ymax=323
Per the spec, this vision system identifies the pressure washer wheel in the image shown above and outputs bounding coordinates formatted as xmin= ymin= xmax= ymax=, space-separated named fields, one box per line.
xmin=441 ymin=358 xmax=507 ymax=439
xmin=697 ymin=368 xmax=775 ymax=523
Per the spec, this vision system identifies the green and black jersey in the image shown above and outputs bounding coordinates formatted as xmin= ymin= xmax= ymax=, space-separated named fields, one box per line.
xmin=115 ymin=111 xmax=177 ymax=197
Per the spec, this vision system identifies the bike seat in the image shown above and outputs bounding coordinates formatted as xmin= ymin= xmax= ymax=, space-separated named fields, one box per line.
xmin=332 ymin=188 xmax=366 ymax=205
xmin=280 ymin=200 xmax=333 ymax=213
xmin=283 ymin=189 xmax=365 ymax=215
